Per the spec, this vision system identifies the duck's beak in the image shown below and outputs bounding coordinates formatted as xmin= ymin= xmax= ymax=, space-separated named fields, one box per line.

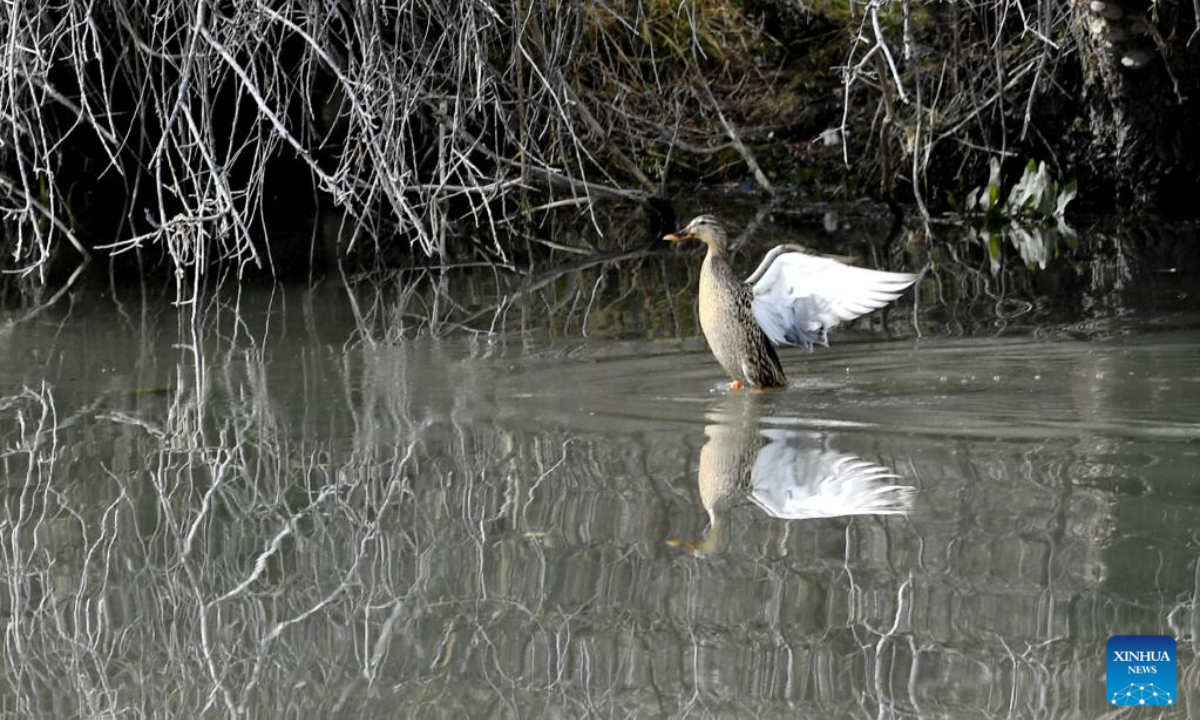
xmin=663 ymin=229 xmax=693 ymax=242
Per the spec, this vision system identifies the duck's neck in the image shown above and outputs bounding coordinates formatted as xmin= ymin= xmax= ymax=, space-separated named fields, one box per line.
xmin=704 ymin=241 xmax=728 ymax=260
xmin=702 ymin=245 xmax=736 ymax=283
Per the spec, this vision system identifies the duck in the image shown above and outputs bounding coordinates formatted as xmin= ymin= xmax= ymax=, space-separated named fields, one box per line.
xmin=664 ymin=214 xmax=917 ymax=389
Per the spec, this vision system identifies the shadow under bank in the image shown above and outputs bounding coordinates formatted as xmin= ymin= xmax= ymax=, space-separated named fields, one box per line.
xmin=11 ymin=194 xmax=1199 ymax=352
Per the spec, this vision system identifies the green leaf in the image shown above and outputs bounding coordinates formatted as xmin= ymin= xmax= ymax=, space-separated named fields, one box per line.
xmin=987 ymin=157 xmax=1002 ymax=191
xmin=1034 ymin=162 xmax=1054 ymax=217
xmin=1006 ymin=174 xmax=1030 ymax=215
xmin=1055 ymin=179 xmax=1078 ymax=218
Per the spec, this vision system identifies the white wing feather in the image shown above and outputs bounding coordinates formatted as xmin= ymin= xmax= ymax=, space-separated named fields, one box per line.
xmin=748 ymin=248 xmax=916 ymax=349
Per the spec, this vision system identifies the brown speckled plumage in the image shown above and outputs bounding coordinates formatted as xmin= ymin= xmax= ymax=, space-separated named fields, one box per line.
xmin=666 ymin=214 xmax=787 ymax=389
xmin=699 ymin=250 xmax=787 ymax=388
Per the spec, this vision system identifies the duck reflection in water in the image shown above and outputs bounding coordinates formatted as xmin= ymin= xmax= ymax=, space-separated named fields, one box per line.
xmin=676 ymin=397 xmax=916 ymax=556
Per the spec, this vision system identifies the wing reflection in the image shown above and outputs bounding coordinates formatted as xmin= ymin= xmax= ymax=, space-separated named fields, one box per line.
xmin=687 ymin=399 xmax=916 ymax=555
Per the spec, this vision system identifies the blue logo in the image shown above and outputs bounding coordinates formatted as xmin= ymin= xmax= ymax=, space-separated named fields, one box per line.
xmin=1106 ymin=635 xmax=1176 ymax=706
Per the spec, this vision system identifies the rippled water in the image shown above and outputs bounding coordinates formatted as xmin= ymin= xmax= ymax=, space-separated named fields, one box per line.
xmin=2 ymin=221 xmax=1199 ymax=717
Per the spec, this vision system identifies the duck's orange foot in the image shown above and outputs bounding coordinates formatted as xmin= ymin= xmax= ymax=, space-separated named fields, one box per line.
xmin=728 ymin=380 xmax=744 ymax=391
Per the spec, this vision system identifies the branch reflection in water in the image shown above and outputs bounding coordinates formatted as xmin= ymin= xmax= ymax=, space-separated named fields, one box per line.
xmin=4 ymin=276 xmax=1200 ymax=718
xmin=678 ymin=395 xmax=916 ymax=556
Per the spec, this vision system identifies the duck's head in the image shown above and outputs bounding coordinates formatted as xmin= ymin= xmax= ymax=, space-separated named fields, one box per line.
xmin=663 ymin=214 xmax=729 ymax=253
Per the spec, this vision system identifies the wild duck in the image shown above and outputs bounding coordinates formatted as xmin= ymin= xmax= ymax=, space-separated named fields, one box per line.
xmin=664 ymin=214 xmax=916 ymax=389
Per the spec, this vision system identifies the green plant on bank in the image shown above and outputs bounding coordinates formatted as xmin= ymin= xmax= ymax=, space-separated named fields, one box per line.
xmin=963 ymin=158 xmax=1077 ymax=226
xmin=960 ymin=158 xmax=1079 ymax=271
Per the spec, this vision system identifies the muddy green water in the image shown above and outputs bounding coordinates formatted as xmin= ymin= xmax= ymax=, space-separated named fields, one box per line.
xmin=2 ymin=216 xmax=1199 ymax=718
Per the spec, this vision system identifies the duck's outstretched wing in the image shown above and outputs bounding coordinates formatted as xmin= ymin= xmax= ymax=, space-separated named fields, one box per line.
xmin=747 ymin=247 xmax=916 ymax=349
